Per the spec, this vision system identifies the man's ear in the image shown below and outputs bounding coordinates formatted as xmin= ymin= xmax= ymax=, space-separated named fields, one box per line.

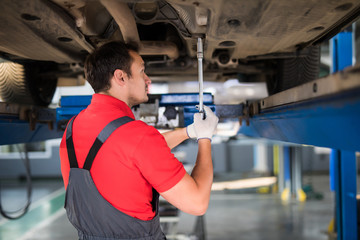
xmin=113 ymin=69 xmax=127 ymax=86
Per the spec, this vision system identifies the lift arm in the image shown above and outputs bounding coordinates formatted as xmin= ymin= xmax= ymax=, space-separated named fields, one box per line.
xmin=239 ymin=64 xmax=360 ymax=152
xmin=0 ymin=103 xmax=62 ymax=145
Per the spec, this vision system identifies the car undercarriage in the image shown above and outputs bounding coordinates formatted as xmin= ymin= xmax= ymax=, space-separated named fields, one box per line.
xmin=0 ymin=0 xmax=359 ymax=105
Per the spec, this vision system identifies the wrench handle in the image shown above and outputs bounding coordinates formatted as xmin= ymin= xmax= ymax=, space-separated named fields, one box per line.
xmin=197 ymin=38 xmax=204 ymax=114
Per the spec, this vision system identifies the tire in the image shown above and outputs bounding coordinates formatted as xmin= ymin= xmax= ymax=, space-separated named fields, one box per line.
xmin=0 ymin=61 xmax=57 ymax=106
xmin=267 ymin=46 xmax=320 ymax=95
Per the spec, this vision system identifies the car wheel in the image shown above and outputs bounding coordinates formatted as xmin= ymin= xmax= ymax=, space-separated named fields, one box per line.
xmin=0 ymin=61 xmax=57 ymax=106
xmin=267 ymin=46 xmax=320 ymax=95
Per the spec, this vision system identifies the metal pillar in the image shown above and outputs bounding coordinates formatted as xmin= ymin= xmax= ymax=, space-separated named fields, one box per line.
xmin=333 ymin=150 xmax=357 ymax=240
xmin=291 ymin=147 xmax=306 ymax=202
xmin=273 ymin=145 xmax=285 ymax=194
xmin=281 ymin=146 xmax=306 ymax=202
xmin=254 ymin=143 xmax=268 ymax=172
xmin=193 ymin=215 xmax=206 ymax=240
xmin=281 ymin=146 xmax=291 ymax=201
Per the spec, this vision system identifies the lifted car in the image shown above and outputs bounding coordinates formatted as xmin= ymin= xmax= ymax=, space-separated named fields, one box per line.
xmin=0 ymin=0 xmax=359 ymax=105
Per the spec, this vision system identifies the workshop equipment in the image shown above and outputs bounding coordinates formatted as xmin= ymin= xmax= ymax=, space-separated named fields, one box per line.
xmin=56 ymin=93 xmax=243 ymax=130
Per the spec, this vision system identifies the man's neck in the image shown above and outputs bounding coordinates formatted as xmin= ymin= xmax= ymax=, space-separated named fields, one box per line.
xmin=98 ymin=90 xmax=132 ymax=108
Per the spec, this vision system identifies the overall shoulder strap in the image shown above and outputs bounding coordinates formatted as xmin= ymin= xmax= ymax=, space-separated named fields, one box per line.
xmin=82 ymin=116 xmax=134 ymax=171
xmin=66 ymin=116 xmax=79 ymax=168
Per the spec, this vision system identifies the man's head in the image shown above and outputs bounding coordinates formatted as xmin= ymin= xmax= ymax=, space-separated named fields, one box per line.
xmin=84 ymin=41 xmax=139 ymax=93
xmin=84 ymin=41 xmax=151 ymax=107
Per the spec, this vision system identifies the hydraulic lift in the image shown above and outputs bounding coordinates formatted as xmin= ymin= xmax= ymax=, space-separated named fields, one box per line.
xmin=240 ymin=64 xmax=360 ymax=240
xmin=237 ymin=29 xmax=359 ymax=240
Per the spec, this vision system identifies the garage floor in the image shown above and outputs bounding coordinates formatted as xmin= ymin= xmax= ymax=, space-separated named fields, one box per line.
xmin=0 ymin=175 xmax=334 ymax=240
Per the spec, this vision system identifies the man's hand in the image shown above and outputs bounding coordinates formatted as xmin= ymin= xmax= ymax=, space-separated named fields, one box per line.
xmin=193 ymin=105 xmax=219 ymax=141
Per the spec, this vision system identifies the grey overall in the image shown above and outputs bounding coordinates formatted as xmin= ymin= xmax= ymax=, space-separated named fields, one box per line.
xmin=65 ymin=116 xmax=166 ymax=240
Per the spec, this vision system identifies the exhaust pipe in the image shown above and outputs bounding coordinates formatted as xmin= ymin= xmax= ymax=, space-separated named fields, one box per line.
xmin=100 ymin=0 xmax=179 ymax=59
xmin=99 ymin=0 xmax=140 ymax=43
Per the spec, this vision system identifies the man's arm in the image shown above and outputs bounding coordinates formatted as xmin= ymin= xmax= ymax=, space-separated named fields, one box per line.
xmin=160 ymin=139 xmax=213 ymax=215
xmin=161 ymin=128 xmax=189 ymax=150
xmin=160 ymin=106 xmax=218 ymax=215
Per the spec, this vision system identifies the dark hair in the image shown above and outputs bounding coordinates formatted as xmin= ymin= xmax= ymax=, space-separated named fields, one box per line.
xmin=84 ymin=41 xmax=139 ymax=93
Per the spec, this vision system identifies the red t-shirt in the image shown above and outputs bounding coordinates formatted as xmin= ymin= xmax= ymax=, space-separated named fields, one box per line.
xmin=59 ymin=94 xmax=186 ymax=220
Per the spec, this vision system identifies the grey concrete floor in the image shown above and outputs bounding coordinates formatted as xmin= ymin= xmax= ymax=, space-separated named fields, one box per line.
xmin=178 ymin=174 xmax=333 ymax=240
xmin=0 ymin=174 xmax=334 ymax=240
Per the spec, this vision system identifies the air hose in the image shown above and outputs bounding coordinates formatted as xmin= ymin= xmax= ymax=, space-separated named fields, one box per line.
xmin=0 ymin=144 xmax=32 ymax=219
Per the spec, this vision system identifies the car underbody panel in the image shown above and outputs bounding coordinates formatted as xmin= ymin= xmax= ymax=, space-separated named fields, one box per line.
xmin=0 ymin=0 xmax=359 ymax=99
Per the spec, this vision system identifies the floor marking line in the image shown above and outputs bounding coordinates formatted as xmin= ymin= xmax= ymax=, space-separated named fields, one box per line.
xmin=18 ymin=208 xmax=66 ymax=240
xmin=0 ymin=190 xmax=65 ymax=240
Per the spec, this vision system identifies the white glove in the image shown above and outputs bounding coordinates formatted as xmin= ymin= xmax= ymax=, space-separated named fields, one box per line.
xmin=193 ymin=105 xmax=219 ymax=141
xmin=186 ymin=123 xmax=197 ymax=139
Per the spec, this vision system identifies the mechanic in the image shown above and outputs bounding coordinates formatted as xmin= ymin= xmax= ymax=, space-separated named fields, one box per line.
xmin=59 ymin=41 xmax=218 ymax=240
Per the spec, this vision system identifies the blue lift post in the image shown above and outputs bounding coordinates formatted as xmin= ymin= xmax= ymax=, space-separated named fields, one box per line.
xmin=330 ymin=29 xmax=357 ymax=240
xmin=334 ymin=150 xmax=357 ymax=240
